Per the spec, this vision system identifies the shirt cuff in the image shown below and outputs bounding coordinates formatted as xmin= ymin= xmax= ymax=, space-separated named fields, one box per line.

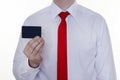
xmin=18 ymin=58 xmax=41 ymax=79
xmin=25 ymin=58 xmax=41 ymax=70
xmin=19 ymin=58 xmax=41 ymax=74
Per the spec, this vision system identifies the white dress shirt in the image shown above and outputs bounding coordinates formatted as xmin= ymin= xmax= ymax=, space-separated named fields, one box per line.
xmin=13 ymin=2 xmax=117 ymax=80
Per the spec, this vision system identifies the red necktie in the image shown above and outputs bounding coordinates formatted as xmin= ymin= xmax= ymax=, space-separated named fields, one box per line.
xmin=57 ymin=12 xmax=70 ymax=80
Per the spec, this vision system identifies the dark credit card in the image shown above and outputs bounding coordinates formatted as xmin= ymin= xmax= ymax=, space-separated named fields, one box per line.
xmin=22 ymin=26 xmax=41 ymax=38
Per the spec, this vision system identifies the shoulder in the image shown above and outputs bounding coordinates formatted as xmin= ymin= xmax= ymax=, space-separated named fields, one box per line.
xmin=77 ymin=4 xmax=105 ymax=21
xmin=23 ymin=6 xmax=50 ymax=26
xmin=76 ymin=4 xmax=107 ymax=34
xmin=76 ymin=4 xmax=107 ymax=29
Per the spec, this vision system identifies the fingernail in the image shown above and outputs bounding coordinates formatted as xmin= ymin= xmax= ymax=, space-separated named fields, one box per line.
xmin=36 ymin=36 xmax=39 ymax=38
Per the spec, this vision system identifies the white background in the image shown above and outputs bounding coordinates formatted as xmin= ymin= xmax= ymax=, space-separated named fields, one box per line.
xmin=0 ymin=0 xmax=120 ymax=80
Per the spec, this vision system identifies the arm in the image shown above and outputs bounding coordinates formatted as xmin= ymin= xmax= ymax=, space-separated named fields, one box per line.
xmin=13 ymin=35 xmax=43 ymax=80
xmin=95 ymin=18 xmax=117 ymax=80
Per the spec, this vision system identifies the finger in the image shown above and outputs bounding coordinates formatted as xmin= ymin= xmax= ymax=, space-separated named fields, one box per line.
xmin=31 ymin=37 xmax=43 ymax=50
xmin=24 ymin=36 xmax=39 ymax=52
xmin=24 ymin=36 xmax=44 ymax=58
xmin=30 ymin=38 xmax=44 ymax=57
xmin=31 ymin=41 xmax=44 ymax=56
xmin=35 ymin=55 xmax=43 ymax=63
xmin=37 ymin=40 xmax=45 ymax=53
xmin=31 ymin=37 xmax=44 ymax=51
xmin=23 ymin=36 xmax=40 ymax=57
xmin=28 ymin=41 xmax=40 ymax=55
xmin=37 ymin=38 xmax=45 ymax=53
xmin=28 ymin=36 xmax=39 ymax=46
xmin=24 ymin=39 xmax=32 ymax=51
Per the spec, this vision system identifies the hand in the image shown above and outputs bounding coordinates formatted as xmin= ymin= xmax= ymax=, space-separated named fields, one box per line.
xmin=23 ymin=36 xmax=45 ymax=68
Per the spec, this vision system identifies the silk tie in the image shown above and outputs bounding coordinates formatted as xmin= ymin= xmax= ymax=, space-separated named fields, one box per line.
xmin=57 ymin=11 xmax=70 ymax=80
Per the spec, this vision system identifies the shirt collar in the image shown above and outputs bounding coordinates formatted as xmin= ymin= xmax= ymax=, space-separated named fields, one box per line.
xmin=50 ymin=1 xmax=78 ymax=19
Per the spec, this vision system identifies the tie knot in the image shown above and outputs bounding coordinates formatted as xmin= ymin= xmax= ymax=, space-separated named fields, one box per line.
xmin=59 ymin=11 xmax=70 ymax=20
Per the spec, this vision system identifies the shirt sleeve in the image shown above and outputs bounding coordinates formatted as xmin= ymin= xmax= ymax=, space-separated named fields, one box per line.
xmin=13 ymin=34 xmax=41 ymax=80
xmin=95 ymin=17 xmax=117 ymax=80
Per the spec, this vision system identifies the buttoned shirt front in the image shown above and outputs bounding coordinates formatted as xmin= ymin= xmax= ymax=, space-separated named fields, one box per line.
xmin=13 ymin=2 xmax=116 ymax=80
